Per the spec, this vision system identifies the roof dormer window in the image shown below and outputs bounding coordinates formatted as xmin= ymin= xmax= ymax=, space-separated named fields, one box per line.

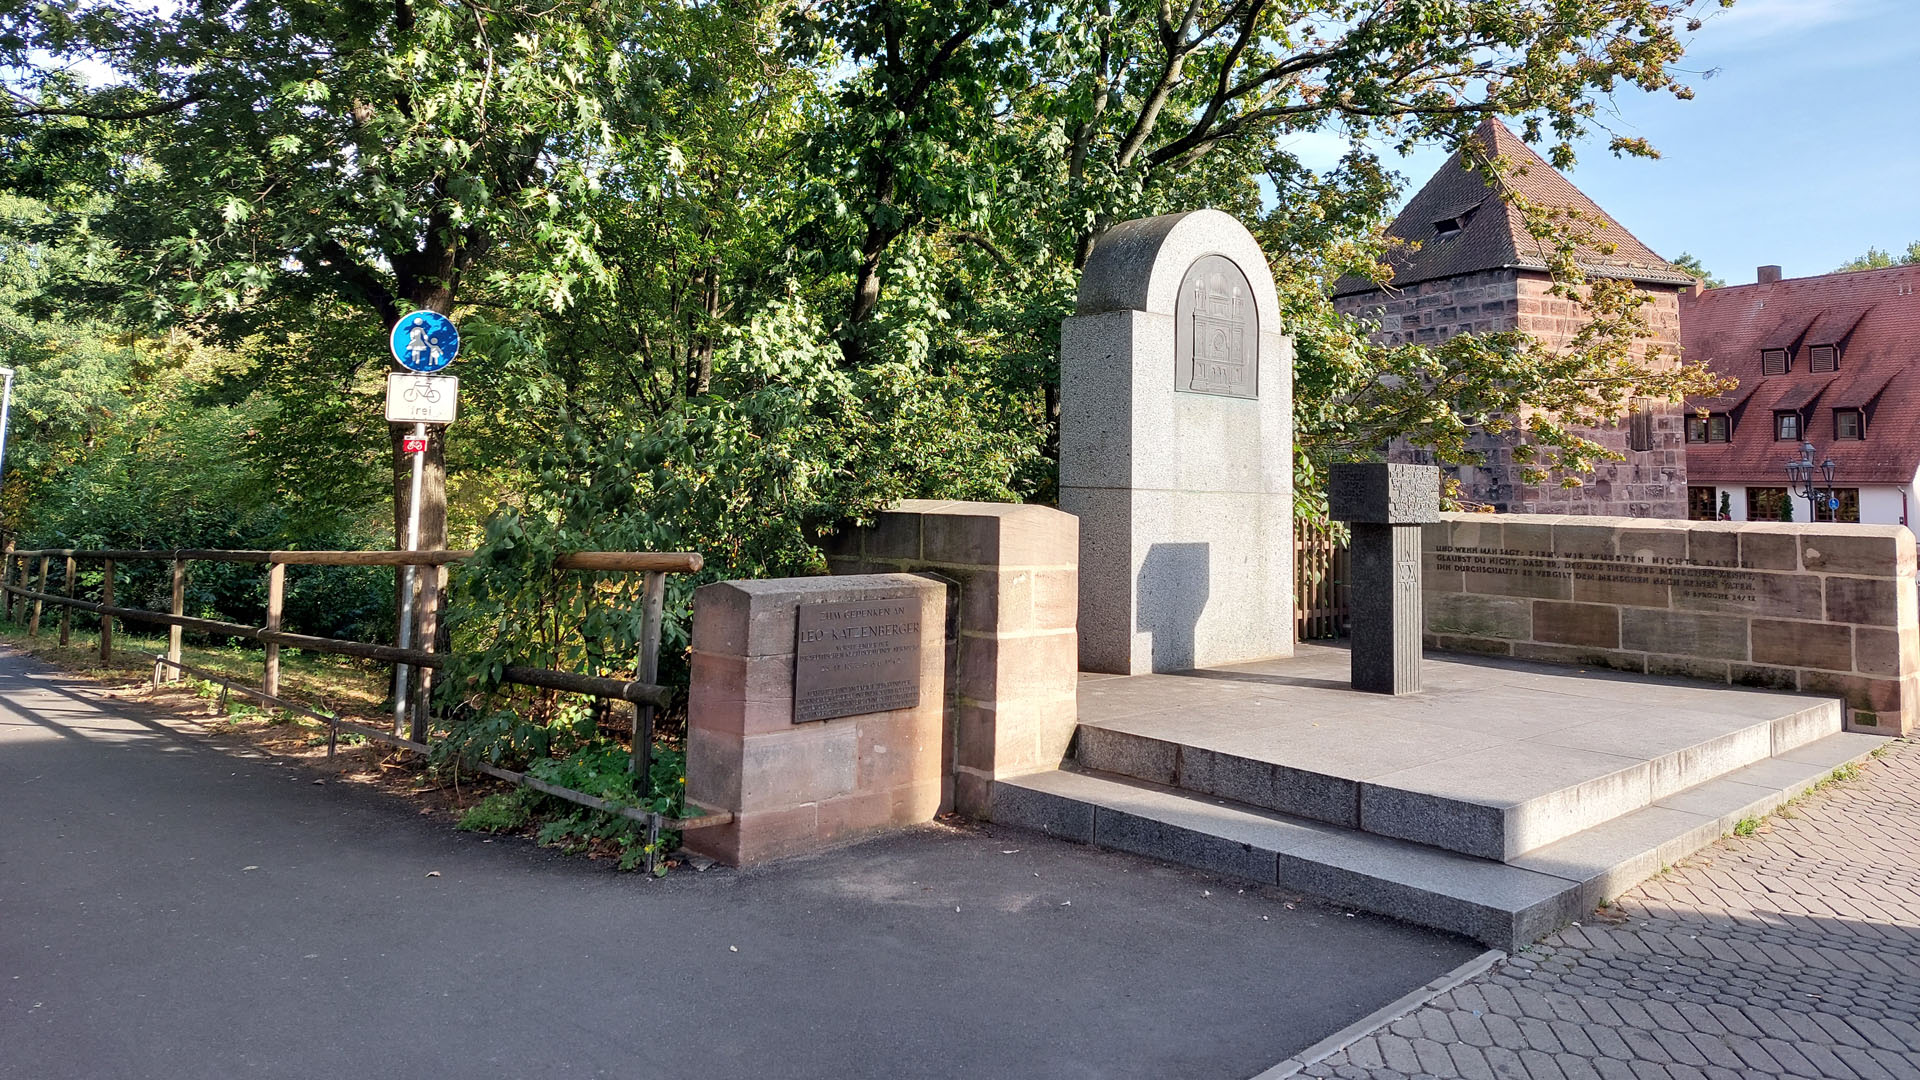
xmin=1761 ymin=348 xmax=1790 ymax=375
xmin=1431 ymin=206 xmax=1478 ymax=239
xmin=1808 ymin=344 xmax=1838 ymax=372
xmin=1687 ymin=415 xmax=1730 ymax=443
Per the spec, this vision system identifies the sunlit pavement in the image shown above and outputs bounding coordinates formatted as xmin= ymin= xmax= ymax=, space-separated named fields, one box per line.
xmin=1303 ymin=741 xmax=1920 ymax=1080
xmin=0 ymin=648 xmax=1477 ymax=1080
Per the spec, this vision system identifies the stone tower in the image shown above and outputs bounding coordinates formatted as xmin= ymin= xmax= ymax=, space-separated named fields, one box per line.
xmin=1332 ymin=118 xmax=1695 ymax=518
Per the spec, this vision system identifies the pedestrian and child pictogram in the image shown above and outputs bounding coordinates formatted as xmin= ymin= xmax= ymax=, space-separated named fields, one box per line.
xmin=389 ymin=310 xmax=459 ymax=372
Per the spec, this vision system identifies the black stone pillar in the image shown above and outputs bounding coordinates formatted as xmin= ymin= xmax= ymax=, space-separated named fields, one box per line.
xmin=1328 ymin=463 xmax=1441 ymax=696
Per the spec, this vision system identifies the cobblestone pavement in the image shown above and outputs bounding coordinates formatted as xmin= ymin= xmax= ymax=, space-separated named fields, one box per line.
xmin=1303 ymin=740 xmax=1920 ymax=1080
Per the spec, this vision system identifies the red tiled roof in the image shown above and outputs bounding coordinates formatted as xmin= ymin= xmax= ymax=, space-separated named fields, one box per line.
xmin=1683 ymin=263 xmax=1920 ymax=487
xmin=1334 ymin=118 xmax=1695 ymax=297
xmin=1772 ymin=379 xmax=1834 ymax=413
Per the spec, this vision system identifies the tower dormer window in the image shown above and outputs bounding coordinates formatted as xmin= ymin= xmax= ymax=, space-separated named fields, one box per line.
xmin=1808 ymin=344 xmax=1838 ymax=372
xmin=1761 ymin=348 xmax=1789 ymax=375
xmin=1431 ymin=206 xmax=1478 ymax=238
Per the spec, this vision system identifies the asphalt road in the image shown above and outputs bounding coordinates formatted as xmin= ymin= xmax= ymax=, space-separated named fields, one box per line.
xmin=0 ymin=648 xmax=1479 ymax=1079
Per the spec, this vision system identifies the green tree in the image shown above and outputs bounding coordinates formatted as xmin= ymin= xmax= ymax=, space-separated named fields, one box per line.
xmin=1671 ymin=252 xmax=1724 ymax=288
xmin=0 ymin=0 xmax=1741 ymax=632
xmin=1835 ymin=242 xmax=1920 ymax=272
xmin=2 ymin=0 xmax=689 ymax=552
xmin=798 ymin=0 xmax=1735 ymax=482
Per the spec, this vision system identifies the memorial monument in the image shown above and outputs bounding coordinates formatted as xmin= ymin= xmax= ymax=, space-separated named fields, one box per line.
xmin=1331 ymin=462 xmax=1440 ymax=694
xmin=1059 ymin=210 xmax=1294 ymax=675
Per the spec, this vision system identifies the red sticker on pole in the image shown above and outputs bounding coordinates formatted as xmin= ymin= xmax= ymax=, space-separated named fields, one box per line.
xmin=403 ymin=436 xmax=428 ymax=454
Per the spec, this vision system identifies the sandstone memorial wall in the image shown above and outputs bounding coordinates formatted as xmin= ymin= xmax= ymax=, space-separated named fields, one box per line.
xmin=1423 ymin=514 xmax=1919 ymax=734
xmin=824 ymin=500 xmax=1081 ymax=817
xmin=682 ymin=574 xmax=950 ymax=865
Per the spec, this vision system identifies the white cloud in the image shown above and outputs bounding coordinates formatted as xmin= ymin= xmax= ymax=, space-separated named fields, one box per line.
xmin=1692 ymin=0 xmax=1889 ymax=50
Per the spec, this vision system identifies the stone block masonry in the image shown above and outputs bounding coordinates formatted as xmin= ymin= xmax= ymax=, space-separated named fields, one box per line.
xmin=1332 ymin=462 xmax=1441 ymax=694
xmin=823 ymin=500 xmax=1080 ymax=818
xmin=683 ymin=574 xmax=948 ymax=865
xmin=1335 ymin=269 xmax=1688 ymax=519
xmin=1059 ymin=209 xmax=1295 ymax=673
xmin=1424 ymin=513 xmax=1920 ymax=734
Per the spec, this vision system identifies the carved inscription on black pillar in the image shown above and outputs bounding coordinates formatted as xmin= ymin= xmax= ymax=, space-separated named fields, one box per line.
xmin=793 ymin=598 xmax=923 ymax=723
xmin=1174 ymin=254 xmax=1259 ymax=399
xmin=1330 ymin=463 xmax=1441 ymax=695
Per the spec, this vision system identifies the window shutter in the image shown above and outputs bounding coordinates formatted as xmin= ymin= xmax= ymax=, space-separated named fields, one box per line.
xmin=1627 ymin=406 xmax=1654 ymax=453
xmin=1761 ymin=348 xmax=1789 ymax=375
xmin=1809 ymin=344 xmax=1837 ymax=372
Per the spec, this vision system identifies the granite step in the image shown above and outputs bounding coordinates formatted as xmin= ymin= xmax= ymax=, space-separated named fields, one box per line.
xmin=1072 ymin=696 xmax=1844 ymax=862
xmin=991 ymin=730 xmax=1881 ymax=950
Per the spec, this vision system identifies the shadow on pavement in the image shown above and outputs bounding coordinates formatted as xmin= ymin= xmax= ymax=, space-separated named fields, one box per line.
xmin=0 ymin=648 xmax=1481 ymax=1080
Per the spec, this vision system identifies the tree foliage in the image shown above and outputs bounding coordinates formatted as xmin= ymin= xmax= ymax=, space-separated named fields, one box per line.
xmin=1835 ymin=242 xmax=1920 ymax=273
xmin=0 ymin=0 xmax=1735 ymax=696
xmin=1670 ymin=252 xmax=1723 ymax=288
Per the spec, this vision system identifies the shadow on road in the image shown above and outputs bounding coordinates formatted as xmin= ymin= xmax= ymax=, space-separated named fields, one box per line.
xmin=0 ymin=647 xmax=1480 ymax=1080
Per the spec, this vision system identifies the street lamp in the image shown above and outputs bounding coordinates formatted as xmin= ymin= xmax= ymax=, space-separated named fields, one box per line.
xmin=1785 ymin=440 xmax=1838 ymax=520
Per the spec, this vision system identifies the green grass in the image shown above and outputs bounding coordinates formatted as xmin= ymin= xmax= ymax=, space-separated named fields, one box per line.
xmin=457 ymin=790 xmax=534 ymax=833
xmin=1722 ymin=757 xmax=1887 ymax=841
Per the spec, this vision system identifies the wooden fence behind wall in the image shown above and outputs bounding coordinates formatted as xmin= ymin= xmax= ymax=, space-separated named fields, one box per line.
xmin=0 ymin=545 xmax=724 ymax=867
xmin=1294 ymin=519 xmax=1350 ymax=641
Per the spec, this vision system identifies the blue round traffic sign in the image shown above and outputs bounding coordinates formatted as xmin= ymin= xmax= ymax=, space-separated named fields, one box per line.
xmin=390 ymin=311 xmax=459 ymax=372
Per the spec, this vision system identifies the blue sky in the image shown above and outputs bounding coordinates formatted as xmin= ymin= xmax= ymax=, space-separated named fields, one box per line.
xmin=1286 ymin=0 xmax=1920 ymax=287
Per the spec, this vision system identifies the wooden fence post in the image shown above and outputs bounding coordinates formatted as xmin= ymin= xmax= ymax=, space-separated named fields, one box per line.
xmin=630 ymin=570 xmax=667 ymax=782
xmin=1293 ymin=519 xmax=1351 ymax=641
xmin=168 ymin=555 xmax=185 ymax=682
xmin=264 ymin=561 xmax=285 ymax=698
xmin=28 ymin=555 xmax=48 ymax=637
xmin=1 ymin=546 xmax=13 ymax=621
xmin=99 ymin=558 xmax=114 ymax=664
xmin=58 ymin=556 xmax=73 ymax=645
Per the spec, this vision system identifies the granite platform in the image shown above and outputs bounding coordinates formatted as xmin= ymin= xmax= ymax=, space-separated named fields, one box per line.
xmin=990 ymin=644 xmax=1884 ymax=949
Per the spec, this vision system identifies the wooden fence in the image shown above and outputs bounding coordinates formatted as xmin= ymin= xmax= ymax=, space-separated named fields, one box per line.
xmin=1294 ymin=519 xmax=1350 ymax=641
xmin=0 ymin=545 xmax=719 ymax=867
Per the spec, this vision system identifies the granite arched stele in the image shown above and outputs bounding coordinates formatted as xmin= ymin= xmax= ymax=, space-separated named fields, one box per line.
xmin=1060 ymin=209 xmax=1295 ymax=675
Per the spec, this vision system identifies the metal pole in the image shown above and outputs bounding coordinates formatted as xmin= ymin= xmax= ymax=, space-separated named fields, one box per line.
xmin=393 ymin=421 xmax=427 ymax=735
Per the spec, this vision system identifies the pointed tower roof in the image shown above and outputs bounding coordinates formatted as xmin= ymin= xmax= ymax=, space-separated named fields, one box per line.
xmin=1333 ymin=117 xmax=1693 ymax=297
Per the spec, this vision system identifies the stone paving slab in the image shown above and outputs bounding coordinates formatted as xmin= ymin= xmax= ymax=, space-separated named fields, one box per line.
xmin=1077 ymin=646 xmax=1848 ymax=860
xmin=995 ymin=732 xmax=1876 ymax=951
xmin=1296 ymin=739 xmax=1920 ymax=1080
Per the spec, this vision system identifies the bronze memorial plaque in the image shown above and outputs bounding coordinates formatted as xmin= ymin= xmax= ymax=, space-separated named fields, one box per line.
xmin=792 ymin=597 xmax=923 ymax=723
xmin=1174 ymin=254 xmax=1258 ymax=399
